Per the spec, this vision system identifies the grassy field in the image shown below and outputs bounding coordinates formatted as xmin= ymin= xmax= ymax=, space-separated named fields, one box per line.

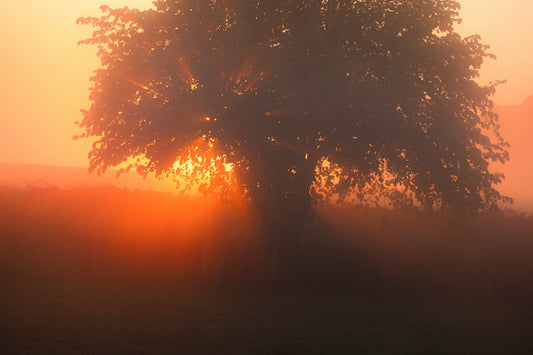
xmin=2 ymin=282 xmax=533 ymax=354
xmin=1 ymin=185 xmax=533 ymax=353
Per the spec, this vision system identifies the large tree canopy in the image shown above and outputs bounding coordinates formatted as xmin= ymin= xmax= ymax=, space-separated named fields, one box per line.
xmin=77 ymin=0 xmax=509 ymax=219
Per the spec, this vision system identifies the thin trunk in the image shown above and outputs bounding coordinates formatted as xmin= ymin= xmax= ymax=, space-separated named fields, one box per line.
xmin=264 ymin=158 xmax=316 ymax=286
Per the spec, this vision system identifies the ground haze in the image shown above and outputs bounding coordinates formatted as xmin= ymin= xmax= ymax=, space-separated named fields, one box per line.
xmin=1 ymin=185 xmax=533 ymax=353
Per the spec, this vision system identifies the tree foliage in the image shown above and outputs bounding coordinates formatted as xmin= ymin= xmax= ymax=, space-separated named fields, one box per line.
xmin=77 ymin=0 xmax=509 ymax=218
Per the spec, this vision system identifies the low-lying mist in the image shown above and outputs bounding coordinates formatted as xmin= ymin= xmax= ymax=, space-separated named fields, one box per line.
xmin=1 ymin=185 xmax=533 ymax=303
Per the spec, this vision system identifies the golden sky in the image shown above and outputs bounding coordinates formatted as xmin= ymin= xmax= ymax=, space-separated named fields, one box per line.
xmin=457 ymin=0 xmax=533 ymax=105
xmin=0 ymin=0 xmax=531 ymax=207
xmin=0 ymin=0 xmax=154 ymax=167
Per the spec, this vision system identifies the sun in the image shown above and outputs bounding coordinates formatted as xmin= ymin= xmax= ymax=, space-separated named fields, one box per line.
xmin=169 ymin=140 xmax=242 ymax=200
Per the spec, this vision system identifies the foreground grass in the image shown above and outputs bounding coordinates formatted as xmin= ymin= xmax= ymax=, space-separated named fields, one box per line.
xmin=2 ymin=280 xmax=533 ymax=354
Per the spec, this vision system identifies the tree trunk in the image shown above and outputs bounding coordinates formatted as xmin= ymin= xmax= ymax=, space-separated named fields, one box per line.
xmin=257 ymin=156 xmax=316 ymax=287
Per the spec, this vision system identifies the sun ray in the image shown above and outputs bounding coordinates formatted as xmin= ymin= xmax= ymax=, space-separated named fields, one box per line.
xmin=243 ymin=72 xmax=263 ymax=92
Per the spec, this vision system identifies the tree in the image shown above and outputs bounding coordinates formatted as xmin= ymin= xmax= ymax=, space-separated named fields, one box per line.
xmin=77 ymin=0 xmax=509 ymax=277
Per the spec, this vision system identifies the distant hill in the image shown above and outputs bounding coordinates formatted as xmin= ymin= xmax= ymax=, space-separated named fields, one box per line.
xmin=0 ymin=163 xmax=178 ymax=193
xmin=495 ymin=94 xmax=533 ymax=212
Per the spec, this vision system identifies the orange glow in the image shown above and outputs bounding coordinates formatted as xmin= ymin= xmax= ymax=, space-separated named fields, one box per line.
xmin=15 ymin=185 xmax=257 ymax=273
xmin=493 ymin=97 xmax=533 ymax=211
xmin=169 ymin=139 xmax=244 ymax=201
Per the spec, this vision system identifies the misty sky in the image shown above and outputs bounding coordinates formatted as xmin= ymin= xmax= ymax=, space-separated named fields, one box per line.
xmin=457 ymin=0 xmax=533 ymax=104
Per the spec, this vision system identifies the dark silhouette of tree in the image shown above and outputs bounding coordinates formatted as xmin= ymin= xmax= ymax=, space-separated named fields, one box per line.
xmin=77 ymin=0 xmax=510 ymax=278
